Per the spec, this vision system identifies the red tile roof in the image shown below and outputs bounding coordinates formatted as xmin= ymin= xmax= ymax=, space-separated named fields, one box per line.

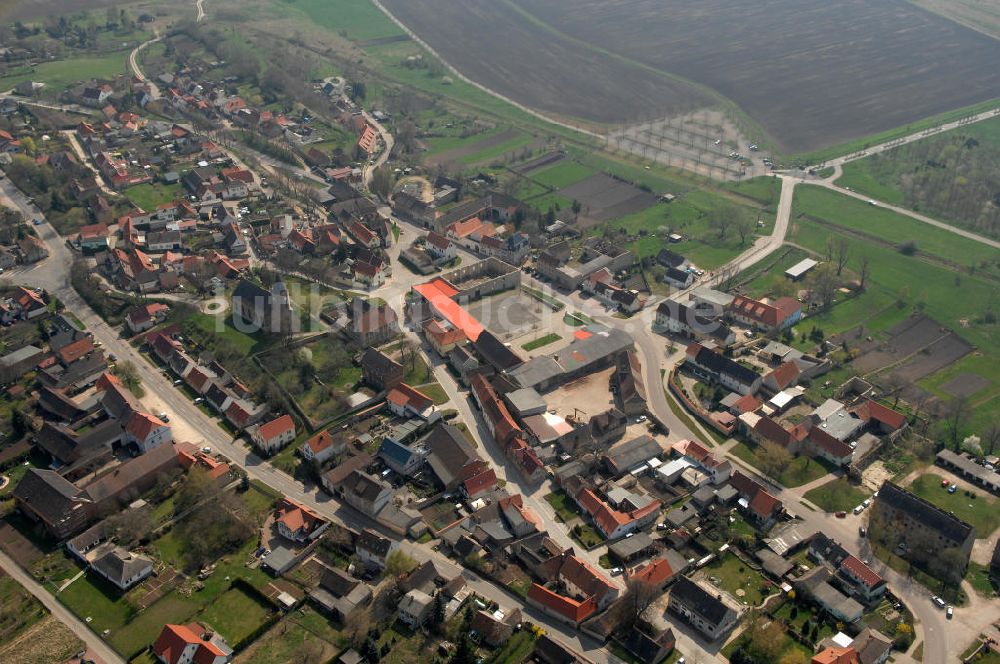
xmin=258 ymin=414 xmax=295 ymax=441
xmin=628 ymin=556 xmax=679 ymax=587
xmin=749 ymin=488 xmax=781 ymax=520
xmin=840 ymin=555 xmax=883 ymax=588
xmin=152 ymin=624 xmax=228 ymax=664
xmin=463 ymin=467 xmax=497 ymax=498
xmin=306 ymin=430 xmax=336 ymax=455
xmin=275 ymin=497 xmax=325 ymax=536
xmin=387 ymin=383 xmax=434 ymax=412
xmin=413 ymin=279 xmax=484 ymax=341
xmin=811 ymin=646 xmax=860 ymax=664
xmin=125 ymin=411 xmax=167 ymax=440
xmin=766 ymin=361 xmax=800 ymax=389
xmin=854 ymin=399 xmax=907 ymax=431
xmin=423 ymin=318 xmax=467 ymax=347
xmin=527 ymin=583 xmax=597 ymax=623
xmin=732 ymin=394 xmax=762 ymax=414
xmin=57 ymin=337 xmax=95 ymax=365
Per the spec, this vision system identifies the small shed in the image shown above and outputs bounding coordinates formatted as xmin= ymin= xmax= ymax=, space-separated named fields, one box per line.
xmin=785 ymin=258 xmax=818 ymax=281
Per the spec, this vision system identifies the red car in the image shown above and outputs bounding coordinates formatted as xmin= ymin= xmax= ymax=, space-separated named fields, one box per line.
xmin=941 ymin=479 xmax=950 ymax=487
xmin=835 ymin=511 xmax=847 ymax=518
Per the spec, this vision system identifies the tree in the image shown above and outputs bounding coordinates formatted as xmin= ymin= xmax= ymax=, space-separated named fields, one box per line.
xmin=708 ymin=203 xmax=734 ymax=241
xmin=744 ymin=613 xmax=785 ymax=662
xmin=982 ymin=421 xmax=1000 ymax=456
xmin=431 ymin=592 xmax=446 ymax=634
xmin=827 ymin=237 xmax=850 ymax=276
xmin=779 ymin=651 xmax=808 ymax=664
xmin=611 ymin=579 xmax=660 ymax=630
xmin=369 ymin=166 xmax=394 ymax=200
xmin=857 ymin=255 xmax=871 ymax=291
xmin=807 ymin=263 xmax=839 ymax=310
xmin=941 ymin=396 xmax=969 ymax=450
xmin=735 ymin=216 xmax=753 ymax=245
xmin=111 ymin=360 xmax=144 ymax=397
xmin=384 ymin=549 xmax=418 ymax=578
xmin=757 ymin=441 xmax=792 ymax=480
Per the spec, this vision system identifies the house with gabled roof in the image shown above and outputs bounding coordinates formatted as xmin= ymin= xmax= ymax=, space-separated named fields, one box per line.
xmin=250 ymin=414 xmax=296 ymax=455
xmin=360 ymin=347 xmax=404 ymax=391
xmin=274 ymin=497 xmax=329 ymax=543
xmin=152 ymin=623 xmax=232 ymax=664
xmin=386 ymin=383 xmax=437 ymax=420
xmin=124 ymin=411 xmax=172 ymax=453
xmin=668 ymin=576 xmax=739 ymax=640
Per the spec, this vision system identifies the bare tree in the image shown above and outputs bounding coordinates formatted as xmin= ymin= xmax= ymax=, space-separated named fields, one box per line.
xmin=982 ymin=420 xmax=1000 ymax=456
xmin=735 ymin=216 xmax=753 ymax=245
xmin=858 ymin=255 xmax=871 ymax=291
xmin=610 ymin=579 xmax=660 ymax=630
xmin=882 ymin=373 xmax=907 ymax=409
xmin=829 ymin=237 xmax=850 ymax=276
xmin=807 ymin=264 xmax=839 ymax=310
xmin=708 ymin=204 xmax=734 ymax=241
xmin=757 ymin=441 xmax=792 ymax=480
xmin=941 ymin=396 xmax=969 ymax=450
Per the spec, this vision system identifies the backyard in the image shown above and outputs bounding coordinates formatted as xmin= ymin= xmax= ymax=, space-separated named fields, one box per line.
xmin=729 ymin=442 xmax=832 ymax=488
xmin=544 ymin=490 xmax=580 ymax=523
xmin=804 ymin=477 xmax=871 ymax=513
xmin=702 ymin=553 xmax=773 ymax=607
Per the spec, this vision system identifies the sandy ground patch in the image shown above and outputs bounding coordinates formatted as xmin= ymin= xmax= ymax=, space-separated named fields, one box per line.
xmin=860 ymin=460 xmax=895 ymax=493
xmin=545 ymin=366 xmax=616 ymax=421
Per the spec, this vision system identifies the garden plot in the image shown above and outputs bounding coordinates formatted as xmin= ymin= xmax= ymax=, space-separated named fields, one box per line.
xmin=558 ymin=174 xmax=658 ymax=226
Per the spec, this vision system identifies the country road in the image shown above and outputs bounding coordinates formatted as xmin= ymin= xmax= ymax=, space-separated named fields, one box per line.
xmin=0 ymin=549 xmax=126 ymax=664
xmin=128 ymin=34 xmax=162 ymax=101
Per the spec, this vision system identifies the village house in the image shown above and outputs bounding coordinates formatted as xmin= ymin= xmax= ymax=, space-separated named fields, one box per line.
xmin=274 ymin=497 xmax=329 ymax=543
xmin=729 ymin=294 xmax=802 ymax=332
xmin=124 ymin=302 xmax=169 ymax=334
xmin=355 ymin=528 xmax=399 ymax=570
xmin=684 ymin=342 xmax=762 ymax=395
xmin=152 ymin=623 xmax=233 ymax=664
xmin=360 ymin=347 xmax=405 ymax=391
xmin=668 ymin=576 xmax=739 ymax=640
xmin=250 ymin=414 xmax=297 ymax=455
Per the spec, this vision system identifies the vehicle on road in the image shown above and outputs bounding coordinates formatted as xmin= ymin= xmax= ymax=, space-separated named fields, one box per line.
xmin=932 ymin=595 xmax=946 ymax=609
xmin=853 ymin=504 xmax=865 ymax=515
xmin=835 ymin=511 xmax=847 ymax=518
xmin=947 ymin=606 xmax=954 ymax=619
xmin=33 ymin=218 xmax=42 ymax=225
xmin=859 ymin=526 xmax=866 ymax=537
xmin=158 ymin=412 xmax=169 ymax=422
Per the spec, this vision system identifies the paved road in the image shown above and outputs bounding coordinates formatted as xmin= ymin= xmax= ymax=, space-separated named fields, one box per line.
xmin=0 ymin=549 xmax=125 ymax=664
xmin=361 ymin=109 xmax=394 ymax=190
xmin=196 ymin=0 xmax=206 ymax=21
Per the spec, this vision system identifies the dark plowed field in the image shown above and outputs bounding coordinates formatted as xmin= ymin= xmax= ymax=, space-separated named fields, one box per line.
xmin=385 ymin=0 xmax=1000 ymax=153
xmin=379 ymin=0 xmax=713 ymax=124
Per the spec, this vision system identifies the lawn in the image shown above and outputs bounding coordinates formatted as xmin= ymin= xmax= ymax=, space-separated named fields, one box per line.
xmin=544 ymin=490 xmax=579 ymax=523
xmin=772 ymin=600 xmax=837 ymax=644
xmin=197 ymin=586 xmax=273 ymax=645
xmin=487 ymin=631 xmax=537 ymax=664
xmin=724 ymin=175 xmax=783 ymax=207
xmin=529 ymin=161 xmax=596 ymax=190
xmin=0 ymin=52 xmax=130 ymax=92
xmin=0 ymin=571 xmax=47 ymax=643
xmin=571 ymin=523 xmax=604 ymax=548
xmin=703 ymin=553 xmax=772 ymax=607
xmin=729 ymin=442 xmax=832 ymax=487
xmin=415 ymin=382 xmax=450 ymax=405
xmin=522 ymin=333 xmax=561 ymax=351
xmin=185 ymin=312 xmax=266 ymax=355
xmin=908 ymin=473 xmax=1000 ymax=536
xmin=966 ymin=561 xmax=997 ymax=598
xmin=423 ymin=127 xmax=508 ymax=157
xmin=109 ymin=595 xmax=198 ymax=658
xmin=239 ymin=608 xmax=343 ymax=664
xmin=57 ymin=573 xmax=134 ymax=636
xmin=457 ymin=133 xmax=536 ymax=165
xmin=125 ymin=182 xmax=183 ymax=211
xmin=804 ymin=477 xmax=871 ymax=513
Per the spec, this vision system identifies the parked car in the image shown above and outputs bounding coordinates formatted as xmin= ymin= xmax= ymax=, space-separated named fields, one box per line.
xmin=941 ymin=479 xmax=950 ymax=487
xmin=947 ymin=606 xmax=954 ymax=619
xmin=948 ymin=484 xmax=958 ymax=494
xmin=853 ymin=504 xmax=865 ymax=515
xmin=835 ymin=511 xmax=847 ymax=518
xmin=932 ymin=595 xmax=946 ymax=609
xmin=859 ymin=526 xmax=867 ymax=537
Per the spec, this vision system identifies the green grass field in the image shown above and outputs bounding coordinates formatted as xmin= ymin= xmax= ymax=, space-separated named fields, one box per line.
xmin=457 ymin=133 xmax=536 ymax=165
xmin=422 ymin=127 xmax=507 ymax=156
xmin=275 ymin=0 xmax=404 ymax=42
xmin=724 ymin=175 xmax=783 ymax=207
xmin=522 ymin=333 xmax=561 ymax=351
xmin=804 ymin=477 xmax=871 ymax=513
xmin=0 ymin=52 xmax=130 ymax=92
xmin=125 ymin=182 xmax=183 ymax=211
xmin=197 ymin=586 xmax=272 ymax=644
xmin=908 ymin=473 xmax=1000 ymax=536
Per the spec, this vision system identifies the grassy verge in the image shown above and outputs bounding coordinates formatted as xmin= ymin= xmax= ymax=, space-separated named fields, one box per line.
xmin=521 ymin=333 xmax=561 ymax=351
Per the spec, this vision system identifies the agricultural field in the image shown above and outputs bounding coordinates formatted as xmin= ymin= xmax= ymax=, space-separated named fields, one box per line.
xmin=378 ymin=0 xmax=712 ymax=127
xmin=835 ymin=116 xmax=1000 ymax=239
xmin=910 ymin=0 xmax=1000 ymax=39
xmin=383 ymin=0 xmax=1000 ymax=154
xmin=0 ymin=52 xmax=131 ymax=94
